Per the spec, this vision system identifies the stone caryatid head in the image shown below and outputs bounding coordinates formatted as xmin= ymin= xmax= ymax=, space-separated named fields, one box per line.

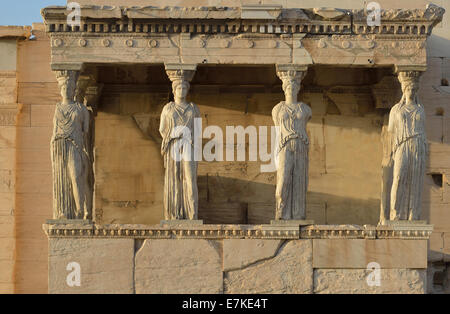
xmin=277 ymin=69 xmax=306 ymax=103
xmin=56 ymin=70 xmax=79 ymax=104
xmin=166 ymin=69 xmax=195 ymax=103
xmin=75 ymin=75 xmax=95 ymax=105
xmin=398 ymin=71 xmax=422 ymax=105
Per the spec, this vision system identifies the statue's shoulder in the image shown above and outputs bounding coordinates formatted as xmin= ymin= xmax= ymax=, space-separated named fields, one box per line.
xmin=300 ymin=102 xmax=312 ymax=114
xmin=162 ymin=101 xmax=175 ymax=112
xmin=389 ymin=102 xmax=401 ymax=115
xmin=273 ymin=101 xmax=284 ymax=113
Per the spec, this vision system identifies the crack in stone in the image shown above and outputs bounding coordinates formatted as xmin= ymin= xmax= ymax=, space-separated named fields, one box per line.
xmin=224 ymin=240 xmax=288 ymax=273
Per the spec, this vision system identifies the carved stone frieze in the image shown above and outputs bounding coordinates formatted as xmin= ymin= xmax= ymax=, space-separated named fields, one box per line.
xmin=42 ymin=223 xmax=433 ymax=240
xmin=41 ymin=5 xmax=444 ymax=68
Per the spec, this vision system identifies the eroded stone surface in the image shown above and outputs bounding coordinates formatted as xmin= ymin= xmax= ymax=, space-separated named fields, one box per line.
xmin=135 ymin=239 xmax=222 ymax=294
xmin=223 ymin=239 xmax=283 ymax=272
xmin=314 ymin=269 xmax=426 ymax=294
xmin=313 ymin=239 xmax=428 ymax=269
xmin=224 ymin=240 xmax=313 ymax=294
xmin=49 ymin=238 xmax=134 ymax=294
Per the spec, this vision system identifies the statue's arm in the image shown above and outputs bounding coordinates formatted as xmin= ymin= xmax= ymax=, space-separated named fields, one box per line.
xmin=193 ymin=103 xmax=201 ymax=118
xmin=387 ymin=106 xmax=396 ymax=134
xmin=305 ymin=103 xmax=312 ymax=121
xmin=51 ymin=108 xmax=58 ymax=143
xmin=272 ymin=103 xmax=280 ymax=126
xmin=159 ymin=105 xmax=168 ymax=137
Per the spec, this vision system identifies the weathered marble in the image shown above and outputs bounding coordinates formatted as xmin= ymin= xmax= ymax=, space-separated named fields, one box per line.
xmin=314 ymin=268 xmax=426 ymax=294
xmin=313 ymin=239 xmax=428 ymax=269
xmin=224 ymin=240 xmax=313 ymax=294
xmin=223 ymin=239 xmax=283 ymax=272
xmin=49 ymin=238 xmax=134 ymax=294
xmin=135 ymin=239 xmax=222 ymax=294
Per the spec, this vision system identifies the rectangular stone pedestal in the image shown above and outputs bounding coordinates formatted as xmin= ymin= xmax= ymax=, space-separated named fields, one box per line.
xmin=43 ymin=223 xmax=432 ymax=294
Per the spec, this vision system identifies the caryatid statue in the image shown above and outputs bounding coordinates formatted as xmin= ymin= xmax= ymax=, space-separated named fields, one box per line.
xmin=51 ymin=70 xmax=91 ymax=220
xmin=273 ymin=66 xmax=311 ymax=220
xmin=381 ymin=70 xmax=427 ymax=222
xmin=160 ymin=65 xmax=200 ymax=220
xmin=74 ymin=75 xmax=98 ymax=221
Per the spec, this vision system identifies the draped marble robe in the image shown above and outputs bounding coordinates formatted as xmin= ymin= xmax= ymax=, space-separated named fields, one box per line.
xmin=51 ymin=101 xmax=91 ymax=219
xmin=387 ymin=100 xmax=427 ymax=220
xmin=273 ymin=101 xmax=312 ymax=220
xmin=159 ymin=101 xmax=200 ymax=220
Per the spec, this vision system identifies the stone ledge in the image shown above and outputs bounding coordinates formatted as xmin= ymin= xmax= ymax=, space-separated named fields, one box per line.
xmin=42 ymin=223 xmax=434 ymax=240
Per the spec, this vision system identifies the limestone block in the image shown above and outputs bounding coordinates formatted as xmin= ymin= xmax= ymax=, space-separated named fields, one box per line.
xmin=16 ymin=147 xmax=52 ymax=173
xmin=444 ymin=233 xmax=450 ymax=262
xmin=0 ymin=26 xmax=31 ymax=39
xmin=0 ymin=148 xmax=15 ymax=170
xmin=15 ymin=193 xmax=51 ymax=217
xmin=445 ymin=118 xmax=450 ymax=145
xmin=428 ymin=232 xmax=444 ymax=262
xmin=30 ymin=105 xmax=56 ymax=127
xmin=49 ymin=238 xmax=134 ymax=294
xmin=0 ymin=127 xmax=16 ymax=148
xmin=223 ymin=239 xmax=283 ymax=272
xmin=325 ymin=200 xmax=380 ymax=226
xmin=0 ymin=192 xmax=14 ymax=216
xmin=17 ymin=126 xmax=53 ymax=150
xmin=17 ymin=33 xmax=54 ymax=83
xmin=135 ymin=239 xmax=223 ymax=294
xmin=15 ymin=239 xmax=47 ymax=262
xmin=14 ymin=259 xmax=48 ymax=291
xmin=0 ymin=79 xmax=16 ymax=104
xmin=16 ymin=103 xmax=30 ymax=127
xmin=422 ymin=173 xmax=444 ymax=204
xmin=428 ymin=142 xmax=450 ymax=170
xmin=0 ymin=238 xmax=14 ymax=260
xmin=0 ymin=40 xmax=17 ymax=71
xmin=426 ymin=115 xmax=444 ymax=143
xmin=444 ymin=171 xmax=450 ymax=203
xmin=247 ymin=203 xmax=274 ymax=224
xmin=199 ymin=202 xmax=247 ymax=224
xmin=0 ymin=216 xmax=14 ymax=239
xmin=15 ymin=215 xmax=49 ymax=240
xmin=422 ymin=203 xmax=450 ymax=232
xmin=314 ymin=269 xmax=426 ymax=294
xmin=313 ymin=239 xmax=428 ymax=269
xmin=17 ymin=82 xmax=60 ymax=106
xmin=0 ymin=260 xmax=14 ymax=285
xmin=15 ymin=171 xmax=51 ymax=194
xmin=224 ymin=240 xmax=313 ymax=294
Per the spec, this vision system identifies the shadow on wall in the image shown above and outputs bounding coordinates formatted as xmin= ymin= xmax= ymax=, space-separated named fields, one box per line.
xmin=197 ymin=175 xmax=380 ymax=225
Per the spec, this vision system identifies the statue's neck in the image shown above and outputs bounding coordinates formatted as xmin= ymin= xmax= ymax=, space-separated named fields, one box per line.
xmin=61 ymin=98 xmax=73 ymax=106
xmin=174 ymin=98 xmax=188 ymax=106
xmin=285 ymin=96 xmax=298 ymax=105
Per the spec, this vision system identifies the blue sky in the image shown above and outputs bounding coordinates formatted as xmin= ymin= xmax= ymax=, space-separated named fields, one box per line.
xmin=0 ymin=0 xmax=67 ymax=26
